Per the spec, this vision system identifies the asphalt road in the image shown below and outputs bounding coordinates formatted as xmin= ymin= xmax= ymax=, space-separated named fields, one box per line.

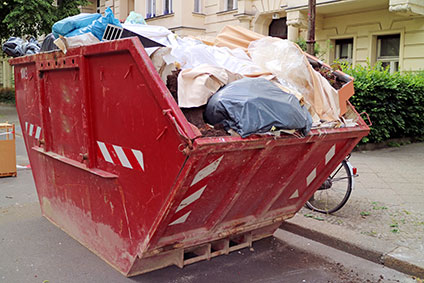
xmin=0 ymin=104 xmax=416 ymax=282
xmin=0 ymin=201 xmax=414 ymax=283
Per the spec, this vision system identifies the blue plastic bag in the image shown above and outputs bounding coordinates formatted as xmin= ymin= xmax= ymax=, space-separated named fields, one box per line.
xmin=66 ymin=7 xmax=122 ymax=40
xmin=52 ymin=13 xmax=101 ymax=38
xmin=124 ymin=11 xmax=146 ymax=25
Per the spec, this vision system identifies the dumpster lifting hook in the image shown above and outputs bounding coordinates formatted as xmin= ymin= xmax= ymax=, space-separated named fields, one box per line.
xmin=163 ymin=109 xmax=193 ymax=149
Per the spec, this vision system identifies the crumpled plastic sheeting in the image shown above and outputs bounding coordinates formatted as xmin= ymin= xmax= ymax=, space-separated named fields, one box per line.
xmin=170 ymin=39 xmax=264 ymax=75
xmin=204 ymin=77 xmax=313 ymax=138
xmin=177 ymin=64 xmax=242 ymax=108
xmin=52 ymin=13 xmax=101 ymax=38
xmin=53 ymin=33 xmax=100 ymax=54
xmin=122 ymin=24 xmax=173 ymax=46
xmin=65 ymin=8 xmax=121 ymax=40
xmin=248 ymin=37 xmax=340 ymax=122
xmin=125 ymin=11 xmax=146 ymax=25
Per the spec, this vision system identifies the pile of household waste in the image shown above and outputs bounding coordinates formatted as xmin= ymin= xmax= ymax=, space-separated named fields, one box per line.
xmin=2 ymin=9 xmax=358 ymax=139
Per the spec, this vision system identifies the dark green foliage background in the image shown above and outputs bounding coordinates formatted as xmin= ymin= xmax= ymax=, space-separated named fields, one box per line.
xmin=0 ymin=0 xmax=89 ymax=42
xmin=0 ymin=88 xmax=15 ymax=104
xmin=343 ymin=64 xmax=424 ymax=144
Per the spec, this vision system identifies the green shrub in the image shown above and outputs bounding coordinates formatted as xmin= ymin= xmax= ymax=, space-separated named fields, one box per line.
xmin=342 ymin=63 xmax=424 ymax=144
xmin=295 ymin=37 xmax=322 ymax=57
xmin=0 ymin=87 xmax=15 ymax=104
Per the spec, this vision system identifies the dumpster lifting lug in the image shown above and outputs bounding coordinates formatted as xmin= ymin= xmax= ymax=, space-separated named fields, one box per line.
xmin=163 ymin=109 xmax=193 ymax=150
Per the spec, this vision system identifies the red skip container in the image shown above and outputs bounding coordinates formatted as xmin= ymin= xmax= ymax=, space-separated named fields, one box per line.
xmin=10 ymin=38 xmax=369 ymax=276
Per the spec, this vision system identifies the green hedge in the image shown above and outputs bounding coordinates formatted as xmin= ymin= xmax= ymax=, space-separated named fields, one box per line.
xmin=0 ymin=87 xmax=15 ymax=104
xmin=343 ymin=64 xmax=424 ymax=144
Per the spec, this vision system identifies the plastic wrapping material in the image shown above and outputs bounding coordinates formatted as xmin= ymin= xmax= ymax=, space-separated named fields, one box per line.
xmin=66 ymin=8 xmax=121 ymax=40
xmin=53 ymin=33 xmax=100 ymax=54
xmin=52 ymin=13 xmax=101 ymax=38
xmin=177 ymin=64 xmax=242 ymax=108
xmin=125 ymin=11 xmax=146 ymax=25
xmin=122 ymin=24 xmax=173 ymax=46
xmin=248 ymin=37 xmax=340 ymax=122
xmin=204 ymin=77 xmax=313 ymax=137
xmin=2 ymin=37 xmax=40 ymax=57
xmin=40 ymin=33 xmax=59 ymax=52
xmin=214 ymin=25 xmax=264 ymax=51
xmin=171 ymin=40 xmax=264 ymax=75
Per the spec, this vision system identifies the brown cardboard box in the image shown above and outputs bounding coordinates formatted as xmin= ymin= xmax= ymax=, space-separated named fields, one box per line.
xmin=0 ymin=123 xmax=17 ymax=177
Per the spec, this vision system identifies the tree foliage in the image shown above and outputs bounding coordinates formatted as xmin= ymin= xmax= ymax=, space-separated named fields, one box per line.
xmin=0 ymin=0 xmax=90 ymax=41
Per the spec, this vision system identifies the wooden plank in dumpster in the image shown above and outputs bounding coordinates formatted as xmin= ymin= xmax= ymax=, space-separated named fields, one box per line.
xmin=9 ymin=38 xmax=369 ymax=276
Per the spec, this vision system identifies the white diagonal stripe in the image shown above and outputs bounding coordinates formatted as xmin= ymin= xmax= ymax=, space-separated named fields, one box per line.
xmin=97 ymin=141 xmax=114 ymax=164
xmin=306 ymin=168 xmax=317 ymax=186
xmin=325 ymin=145 xmax=336 ymax=165
xmin=131 ymin=149 xmax=144 ymax=171
xmin=168 ymin=211 xmax=191 ymax=226
xmin=289 ymin=189 xmax=299 ymax=199
xmin=113 ymin=145 xmax=132 ymax=169
xmin=25 ymin=122 xmax=28 ymax=132
xmin=35 ymin=126 xmax=41 ymax=140
xmin=176 ymin=185 xmax=207 ymax=213
xmin=191 ymin=155 xmax=224 ymax=186
xmin=29 ymin=124 xmax=34 ymax=136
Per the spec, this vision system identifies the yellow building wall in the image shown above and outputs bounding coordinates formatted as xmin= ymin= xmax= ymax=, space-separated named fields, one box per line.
xmin=316 ymin=8 xmax=424 ymax=71
xmin=87 ymin=0 xmax=424 ymax=71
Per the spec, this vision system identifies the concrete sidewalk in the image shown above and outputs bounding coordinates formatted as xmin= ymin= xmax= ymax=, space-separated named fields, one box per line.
xmin=282 ymin=142 xmax=424 ymax=278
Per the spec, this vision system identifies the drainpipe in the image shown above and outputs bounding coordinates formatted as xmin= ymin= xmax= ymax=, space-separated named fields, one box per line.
xmin=306 ymin=0 xmax=316 ymax=55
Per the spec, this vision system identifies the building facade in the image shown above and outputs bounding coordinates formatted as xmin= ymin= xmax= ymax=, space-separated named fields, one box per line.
xmin=2 ymin=0 xmax=423 ymax=87
xmin=94 ymin=0 xmax=424 ymax=72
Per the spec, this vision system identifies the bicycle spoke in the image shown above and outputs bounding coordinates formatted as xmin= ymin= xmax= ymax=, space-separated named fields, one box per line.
xmin=306 ymin=160 xmax=353 ymax=214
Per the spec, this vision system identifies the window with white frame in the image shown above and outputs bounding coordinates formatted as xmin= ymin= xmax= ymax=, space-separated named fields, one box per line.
xmin=146 ymin=0 xmax=156 ymax=18
xmin=377 ymin=34 xmax=400 ymax=73
xmin=163 ymin=0 xmax=172 ymax=14
xmin=194 ymin=0 xmax=202 ymax=13
xmin=335 ymin=38 xmax=353 ymax=63
xmin=225 ymin=0 xmax=238 ymax=11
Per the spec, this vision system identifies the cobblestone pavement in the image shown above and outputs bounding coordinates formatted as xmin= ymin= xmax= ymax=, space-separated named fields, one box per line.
xmin=299 ymin=142 xmax=424 ymax=257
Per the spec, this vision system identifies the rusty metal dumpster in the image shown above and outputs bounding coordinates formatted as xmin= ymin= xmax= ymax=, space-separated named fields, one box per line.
xmin=10 ymin=38 xmax=369 ymax=276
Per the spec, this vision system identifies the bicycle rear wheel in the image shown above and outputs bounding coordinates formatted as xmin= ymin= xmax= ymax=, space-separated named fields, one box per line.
xmin=305 ymin=160 xmax=353 ymax=214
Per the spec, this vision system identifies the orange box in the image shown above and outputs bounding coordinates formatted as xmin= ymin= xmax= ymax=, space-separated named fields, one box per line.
xmin=0 ymin=123 xmax=17 ymax=177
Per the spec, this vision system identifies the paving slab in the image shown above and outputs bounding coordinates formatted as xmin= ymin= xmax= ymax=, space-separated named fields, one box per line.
xmin=281 ymin=142 xmax=424 ymax=278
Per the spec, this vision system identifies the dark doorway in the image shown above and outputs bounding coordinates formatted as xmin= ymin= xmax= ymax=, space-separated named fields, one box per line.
xmin=269 ymin=17 xmax=287 ymax=39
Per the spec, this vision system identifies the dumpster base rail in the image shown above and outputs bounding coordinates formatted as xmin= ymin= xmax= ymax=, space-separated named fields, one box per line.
xmin=127 ymin=221 xmax=287 ymax=277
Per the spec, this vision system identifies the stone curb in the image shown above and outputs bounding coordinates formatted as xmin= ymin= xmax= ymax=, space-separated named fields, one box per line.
xmin=280 ymin=214 xmax=424 ymax=279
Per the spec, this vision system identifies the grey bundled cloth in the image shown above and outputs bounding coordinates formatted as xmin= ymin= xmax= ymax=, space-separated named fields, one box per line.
xmin=204 ymin=77 xmax=313 ymax=138
xmin=2 ymin=37 xmax=40 ymax=57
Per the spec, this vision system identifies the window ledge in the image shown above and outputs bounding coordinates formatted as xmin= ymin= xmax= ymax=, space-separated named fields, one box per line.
xmin=216 ymin=9 xmax=238 ymax=16
xmin=192 ymin=12 xmax=206 ymax=16
xmin=146 ymin=13 xmax=175 ymax=21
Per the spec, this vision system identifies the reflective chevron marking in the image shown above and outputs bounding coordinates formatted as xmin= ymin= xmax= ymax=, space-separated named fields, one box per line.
xmin=325 ymin=145 xmax=336 ymax=165
xmin=25 ymin=122 xmax=42 ymax=141
xmin=168 ymin=211 xmax=191 ymax=226
xmin=97 ymin=141 xmax=145 ymax=172
xmin=170 ymin=155 xmax=225 ymax=226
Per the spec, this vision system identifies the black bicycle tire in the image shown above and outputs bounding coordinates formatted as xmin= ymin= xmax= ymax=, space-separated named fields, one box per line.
xmin=305 ymin=160 xmax=353 ymax=214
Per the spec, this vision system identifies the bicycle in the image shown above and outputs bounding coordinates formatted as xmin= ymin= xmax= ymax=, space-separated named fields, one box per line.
xmin=305 ymin=155 xmax=357 ymax=214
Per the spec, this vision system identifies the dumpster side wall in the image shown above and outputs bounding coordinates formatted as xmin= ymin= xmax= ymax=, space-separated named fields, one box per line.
xmin=10 ymin=39 xmax=195 ymax=275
